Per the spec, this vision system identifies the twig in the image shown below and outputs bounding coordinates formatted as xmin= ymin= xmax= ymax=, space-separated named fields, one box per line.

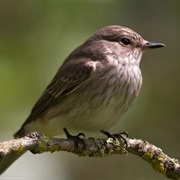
xmin=0 ymin=132 xmax=179 ymax=179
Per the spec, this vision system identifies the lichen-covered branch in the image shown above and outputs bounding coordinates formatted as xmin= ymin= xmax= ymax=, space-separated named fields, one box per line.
xmin=0 ymin=132 xmax=179 ymax=179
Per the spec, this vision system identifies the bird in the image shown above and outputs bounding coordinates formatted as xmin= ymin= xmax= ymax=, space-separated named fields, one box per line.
xmin=0 ymin=25 xmax=165 ymax=174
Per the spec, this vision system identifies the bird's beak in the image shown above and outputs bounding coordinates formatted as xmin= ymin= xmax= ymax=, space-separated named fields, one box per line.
xmin=143 ymin=41 xmax=165 ymax=49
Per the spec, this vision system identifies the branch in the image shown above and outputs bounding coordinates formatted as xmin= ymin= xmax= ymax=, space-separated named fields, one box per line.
xmin=0 ymin=132 xmax=179 ymax=179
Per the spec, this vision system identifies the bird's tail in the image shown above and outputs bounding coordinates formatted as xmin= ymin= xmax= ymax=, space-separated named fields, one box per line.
xmin=0 ymin=151 xmax=26 ymax=175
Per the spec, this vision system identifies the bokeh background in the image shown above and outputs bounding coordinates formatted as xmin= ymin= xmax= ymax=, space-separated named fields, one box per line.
xmin=0 ymin=0 xmax=179 ymax=179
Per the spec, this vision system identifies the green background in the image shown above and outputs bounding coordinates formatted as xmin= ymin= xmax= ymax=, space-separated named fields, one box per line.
xmin=0 ymin=0 xmax=179 ymax=179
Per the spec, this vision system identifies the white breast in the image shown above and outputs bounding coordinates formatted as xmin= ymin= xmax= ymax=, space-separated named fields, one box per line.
xmin=25 ymin=61 xmax=142 ymax=137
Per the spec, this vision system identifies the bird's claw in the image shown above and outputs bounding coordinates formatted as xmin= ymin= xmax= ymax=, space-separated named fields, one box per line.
xmin=101 ymin=130 xmax=128 ymax=148
xmin=63 ymin=128 xmax=86 ymax=149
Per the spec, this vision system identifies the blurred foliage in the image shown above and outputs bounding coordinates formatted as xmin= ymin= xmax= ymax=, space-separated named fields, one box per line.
xmin=0 ymin=0 xmax=180 ymax=179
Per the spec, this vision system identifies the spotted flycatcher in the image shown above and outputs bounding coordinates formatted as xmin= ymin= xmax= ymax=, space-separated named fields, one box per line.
xmin=0 ymin=25 xmax=165 ymax=173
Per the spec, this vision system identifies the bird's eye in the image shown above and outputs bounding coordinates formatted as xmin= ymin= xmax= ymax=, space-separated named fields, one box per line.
xmin=120 ymin=38 xmax=131 ymax=46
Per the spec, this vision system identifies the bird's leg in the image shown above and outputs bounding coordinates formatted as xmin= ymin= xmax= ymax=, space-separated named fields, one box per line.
xmin=101 ymin=130 xmax=128 ymax=148
xmin=63 ymin=128 xmax=86 ymax=149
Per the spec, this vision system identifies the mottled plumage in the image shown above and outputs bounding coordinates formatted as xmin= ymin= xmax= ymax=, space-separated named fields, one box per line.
xmin=0 ymin=25 xmax=165 ymax=174
xmin=14 ymin=25 xmax=164 ymax=138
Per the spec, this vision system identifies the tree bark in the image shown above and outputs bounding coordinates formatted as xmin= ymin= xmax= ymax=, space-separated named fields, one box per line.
xmin=0 ymin=132 xmax=179 ymax=179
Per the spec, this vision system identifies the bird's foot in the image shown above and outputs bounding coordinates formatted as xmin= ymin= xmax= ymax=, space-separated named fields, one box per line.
xmin=63 ymin=128 xmax=86 ymax=149
xmin=101 ymin=130 xmax=128 ymax=148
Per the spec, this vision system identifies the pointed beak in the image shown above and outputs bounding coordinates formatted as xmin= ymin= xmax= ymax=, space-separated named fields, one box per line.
xmin=143 ymin=41 xmax=165 ymax=49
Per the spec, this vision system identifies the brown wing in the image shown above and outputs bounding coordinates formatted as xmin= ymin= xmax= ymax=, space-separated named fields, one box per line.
xmin=14 ymin=58 xmax=95 ymax=138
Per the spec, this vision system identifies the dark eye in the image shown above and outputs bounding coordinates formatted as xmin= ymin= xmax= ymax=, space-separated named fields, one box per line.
xmin=120 ymin=38 xmax=131 ymax=46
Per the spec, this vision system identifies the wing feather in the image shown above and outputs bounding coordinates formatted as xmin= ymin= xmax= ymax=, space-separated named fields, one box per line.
xmin=20 ymin=58 xmax=94 ymax=127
